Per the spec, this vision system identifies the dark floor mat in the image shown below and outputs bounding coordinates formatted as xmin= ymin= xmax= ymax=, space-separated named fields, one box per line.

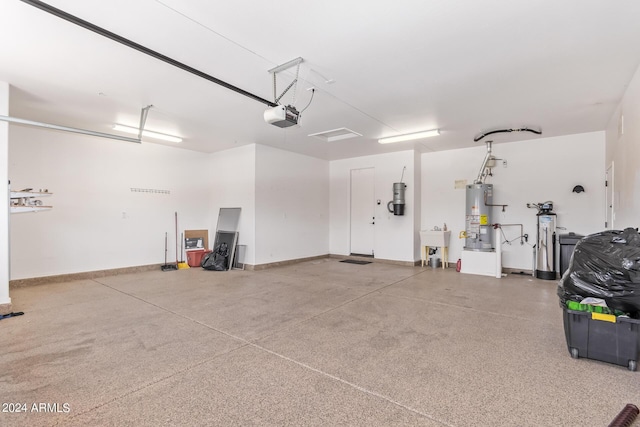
xmin=340 ymin=260 xmax=372 ymax=265
xmin=349 ymin=253 xmax=374 ymax=258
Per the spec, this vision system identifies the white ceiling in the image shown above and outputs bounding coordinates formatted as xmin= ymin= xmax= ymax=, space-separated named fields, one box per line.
xmin=1 ymin=0 xmax=639 ymax=160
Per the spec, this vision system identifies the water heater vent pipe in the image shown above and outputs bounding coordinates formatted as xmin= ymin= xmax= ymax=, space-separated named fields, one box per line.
xmin=475 ymin=141 xmax=493 ymax=184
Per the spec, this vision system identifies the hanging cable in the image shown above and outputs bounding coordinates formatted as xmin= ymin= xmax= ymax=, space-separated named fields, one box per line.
xmin=474 ymin=127 xmax=542 ymax=142
xmin=299 ymin=89 xmax=315 ymax=113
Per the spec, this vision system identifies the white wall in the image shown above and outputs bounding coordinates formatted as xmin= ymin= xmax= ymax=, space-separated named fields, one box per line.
xmin=0 ymin=81 xmax=10 ymax=307
xmin=8 ymin=136 xmax=324 ymax=276
xmin=9 ymin=126 xmax=211 ymax=279
xmin=330 ymin=150 xmax=418 ymax=262
xmin=255 ymin=144 xmax=329 ymax=264
xmin=421 ymin=132 xmax=605 ymax=270
xmin=207 ymin=144 xmax=256 ymax=265
xmin=605 ymin=63 xmax=640 ymax=229
xmin=5 ymin=107 xmax=621 ymax=280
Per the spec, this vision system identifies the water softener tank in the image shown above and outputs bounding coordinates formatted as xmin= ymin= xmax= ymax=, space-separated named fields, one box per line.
xmin=535 ymin=212 xmax=557 ymax=280
xmin=464 ymin=184 xmax=494 ymax=251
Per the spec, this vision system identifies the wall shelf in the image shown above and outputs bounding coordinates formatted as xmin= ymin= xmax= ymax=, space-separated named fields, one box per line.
xmin=10 ymin=190 xmax=53 ymax=214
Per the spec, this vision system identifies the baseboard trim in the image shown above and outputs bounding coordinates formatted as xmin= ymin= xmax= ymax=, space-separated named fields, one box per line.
xmin=247 ymin=254 xmax=330 ymax=271
xmin=248 ymin=254 xmax=420 ymax=270
xmin=9 ymin=253 xmax=449 ymax=288
xmin=9 ymin=264 xmax=164 ymax=288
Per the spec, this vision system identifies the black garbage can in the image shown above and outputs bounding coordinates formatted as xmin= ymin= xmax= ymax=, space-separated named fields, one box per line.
xmin=559 ymin=232 xmax=584 ymax=277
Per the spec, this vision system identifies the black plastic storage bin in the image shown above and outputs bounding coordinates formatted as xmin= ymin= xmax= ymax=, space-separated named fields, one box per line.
xmin=559 ymin=232 xmax=584 ymax=276
xmin=563 ymin=307 xmax=640 ymax=371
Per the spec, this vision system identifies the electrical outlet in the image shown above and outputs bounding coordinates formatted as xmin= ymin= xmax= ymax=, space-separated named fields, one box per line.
xmin=503 ymin=160 xmax=508 ymax=168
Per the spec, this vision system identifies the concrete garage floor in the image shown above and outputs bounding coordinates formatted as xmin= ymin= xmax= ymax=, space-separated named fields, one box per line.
xmin=1 ymin=258 xmax=638 ymax=426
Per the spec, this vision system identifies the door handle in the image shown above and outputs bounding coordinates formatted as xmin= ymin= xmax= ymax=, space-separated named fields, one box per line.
xmin=370 ymin=222 xmax=375 ymax=224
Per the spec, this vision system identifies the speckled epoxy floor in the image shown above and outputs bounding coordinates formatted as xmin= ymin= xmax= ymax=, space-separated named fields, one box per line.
xmin=1 ymin=259 xmax=638 ymax=426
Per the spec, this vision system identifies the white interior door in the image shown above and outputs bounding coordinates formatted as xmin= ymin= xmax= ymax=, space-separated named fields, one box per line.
xmin=605 ymin=163 xmax=614 ymax=229
xmin=350 ymin=168 xmax=375 ymax=256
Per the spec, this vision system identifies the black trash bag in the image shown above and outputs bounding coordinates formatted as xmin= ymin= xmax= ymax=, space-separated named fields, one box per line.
xmin=201 ymin=243 xmax=230 ymax=271
xmin=557 ymin=227 xmax=640 ymax=317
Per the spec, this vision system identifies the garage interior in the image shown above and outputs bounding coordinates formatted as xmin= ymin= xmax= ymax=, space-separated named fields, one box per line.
xmin=1 ymin=1 xmax=640 ymax=426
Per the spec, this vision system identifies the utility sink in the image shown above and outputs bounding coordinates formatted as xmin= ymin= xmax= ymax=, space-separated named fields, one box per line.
xmin=419 ymin=230 xmax=451 ymax=268
xmin=420 ymin=230 xmax=451 ymax=247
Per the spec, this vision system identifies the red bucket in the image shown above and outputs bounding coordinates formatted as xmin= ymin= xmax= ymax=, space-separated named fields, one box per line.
xmin=187 ymin=249 xmax=211 ymax=267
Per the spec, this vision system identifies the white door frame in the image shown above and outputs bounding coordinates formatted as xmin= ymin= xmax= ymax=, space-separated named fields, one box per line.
xmin=349 ymin=167 xmax=375 ymax=256
xmin=605 ymin=162 xmax=614 ymax=229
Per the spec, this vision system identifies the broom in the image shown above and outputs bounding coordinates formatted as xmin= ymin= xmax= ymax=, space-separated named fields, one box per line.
xmin=161 ymin=232 xmax=177 ymax=271
xmin=176 ymin=212 xmax=190 ymax=269
xmin=178 ymin=232 xmax=190 ymax=269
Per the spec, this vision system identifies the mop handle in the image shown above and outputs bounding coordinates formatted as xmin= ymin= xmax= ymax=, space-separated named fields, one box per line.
xmin=164 ymin=232 xmax=168 ymax=264
xmin=175 ymin=212 xmax=179 ymax=264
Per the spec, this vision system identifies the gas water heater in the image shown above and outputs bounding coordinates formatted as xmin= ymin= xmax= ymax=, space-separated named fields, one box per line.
xmin=464 ymin=183 xmax=494 ymax=251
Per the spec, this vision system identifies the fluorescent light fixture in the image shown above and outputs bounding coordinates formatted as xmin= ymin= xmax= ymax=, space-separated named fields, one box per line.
xmin=113 ymin=124 xmax=182 ymax=143
xmin=378 ymin=129 xmax=440 ymax=144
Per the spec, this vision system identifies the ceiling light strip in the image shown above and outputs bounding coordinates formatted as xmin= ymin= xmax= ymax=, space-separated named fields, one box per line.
xmin=113 ymin=124 xmax=182 ymax=143
xmin=378 ymin=129 xmax=440 ymax=144
xmin=0 ymin=115 xmax=141 ymax=143
xmin=20 ymin=0 xmax=278 ymax=108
